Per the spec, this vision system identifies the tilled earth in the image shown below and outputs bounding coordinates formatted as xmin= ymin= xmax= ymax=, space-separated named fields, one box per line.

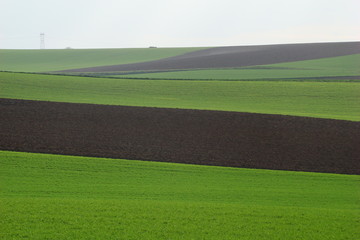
xmin=1 ymin=98 xmax=359 ymax=174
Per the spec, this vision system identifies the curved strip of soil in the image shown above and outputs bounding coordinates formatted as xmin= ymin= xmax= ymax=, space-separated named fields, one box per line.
xmin=60 ymin=42 xmax=360 ymax=73
xmin=105 ymin=75 xmax=360 ymax=82
xmin=1 ymin=98 xmax=359 ymax=174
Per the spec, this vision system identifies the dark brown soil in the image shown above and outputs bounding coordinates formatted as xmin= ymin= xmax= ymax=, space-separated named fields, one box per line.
xmin=60 ymin=42 xmax=360 ymax=73
xmin=1 ymin=98 xmax=359 ymax=174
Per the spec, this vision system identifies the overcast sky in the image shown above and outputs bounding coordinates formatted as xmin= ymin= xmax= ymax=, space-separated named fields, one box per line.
xmin=1 ymin=0 xmax=359 ymax=49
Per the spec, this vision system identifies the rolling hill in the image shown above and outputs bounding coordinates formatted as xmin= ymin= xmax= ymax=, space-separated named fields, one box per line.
xmin=1 ymin=41 xmax=359 ymax=239
xmin=60 ymin=42 xmax=360 ymax=73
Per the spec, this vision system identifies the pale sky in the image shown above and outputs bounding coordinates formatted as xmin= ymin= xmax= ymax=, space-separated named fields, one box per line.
xmin=1 ymin=0 xmax=359 ymax=49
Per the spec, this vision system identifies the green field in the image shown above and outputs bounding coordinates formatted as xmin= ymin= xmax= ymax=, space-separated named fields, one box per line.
xmin=1 ymin=71 xmax=359 ymax=121
xmin=1 ymin=48 xmax=359 ymax=239
xmin=0 ymin=47 xmax=204 ymax=72
xmin=1 ymin=150 xmax=359 ymax=239
xmin=111 ymin=54 xmax=360 ymax=80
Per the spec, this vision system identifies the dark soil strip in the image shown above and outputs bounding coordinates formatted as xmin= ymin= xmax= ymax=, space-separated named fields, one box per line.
xmin=60 ymin=42 xmax=360 ymax=73
xmin=97 ymin=75 xmax=360 ymax=82
xmin=1 ymin=98 xmax=359 ymax=174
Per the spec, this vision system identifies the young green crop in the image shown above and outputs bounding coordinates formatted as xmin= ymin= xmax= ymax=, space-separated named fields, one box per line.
xmin=112 ymin=67 xmax=359 ymax=80
xmin=1 ymin=71 xmax=359 ymax=121
xmin=0 ymin=47 xmax=205 ymax=72
xmin=1 ymin=151 xmax=359 ymax=239
xmin=268 ymin=53 xmax=360 ymax=70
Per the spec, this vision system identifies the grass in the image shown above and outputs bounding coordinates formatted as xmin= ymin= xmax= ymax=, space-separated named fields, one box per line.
xmin=110 ymin=54 xmax=360 ymax=80
xmin=1 ymin=150 xmax=359 ymax=239
xmin=0 ymin=47 xmax=205 ymax=72
xmin=2 ymin=48 xmax=359 ymax=240
xmin=268 ymin=54 xmax=360 ymax=70
xmin=1 ymin=71 xmax=359 ymax=121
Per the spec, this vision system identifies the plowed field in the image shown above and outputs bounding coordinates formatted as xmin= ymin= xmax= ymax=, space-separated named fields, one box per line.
xmin=1 ymin=98 xmax=359 ymax=174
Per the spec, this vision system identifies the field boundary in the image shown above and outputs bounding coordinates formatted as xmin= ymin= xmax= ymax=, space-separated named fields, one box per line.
xmin=2 ymin=70 xmax=359 ymax=82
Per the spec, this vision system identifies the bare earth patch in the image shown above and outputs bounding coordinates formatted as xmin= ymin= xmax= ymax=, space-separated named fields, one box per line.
xmin=1 ymin=98 xmax=359 ymax=174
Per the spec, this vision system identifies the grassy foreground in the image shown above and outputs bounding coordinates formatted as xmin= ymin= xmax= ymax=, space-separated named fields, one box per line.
xmin=1 ymin=71 xmax=359 ymax=121
xmin=0 ymin=48 xmax=204 ymax=72
xmin=1 ymin=150 xmax=359 ymax=239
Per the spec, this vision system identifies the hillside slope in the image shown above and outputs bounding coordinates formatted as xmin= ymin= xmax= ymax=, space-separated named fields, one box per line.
xmin=0 ymin=47 xmax=204 ymax=72
xmin=61 ymin=42 xmax=360 ymax=72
